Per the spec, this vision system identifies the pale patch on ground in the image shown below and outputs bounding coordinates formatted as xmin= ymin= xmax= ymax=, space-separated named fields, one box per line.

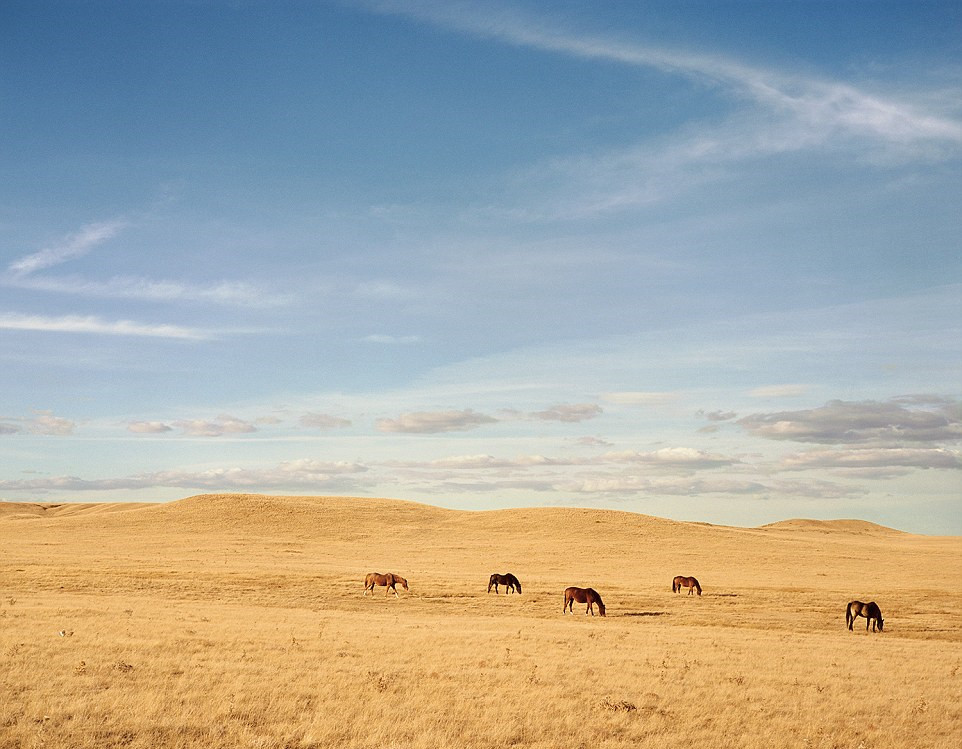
xmin=1 ymin=494 xmax=960 ymax=748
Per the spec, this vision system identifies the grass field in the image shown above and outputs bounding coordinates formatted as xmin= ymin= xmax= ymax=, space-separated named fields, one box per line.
xmin=2 ymin=494 xmax=960 ymax=748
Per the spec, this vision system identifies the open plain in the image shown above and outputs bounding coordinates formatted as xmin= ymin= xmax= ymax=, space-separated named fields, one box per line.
xmin=1 ymin=493 xmax=960 ymax=748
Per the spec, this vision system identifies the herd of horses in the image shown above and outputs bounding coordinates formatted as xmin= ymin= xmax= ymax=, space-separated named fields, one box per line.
xmin=364 ymin=570 xmax=884 ymax=631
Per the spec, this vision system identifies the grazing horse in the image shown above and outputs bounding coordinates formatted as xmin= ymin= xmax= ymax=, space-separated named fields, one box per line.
xmin=672 ymin=575 xmax=702 ymax=595
xmin=846 ymin=601 xmax=883 ymax=632
xmin=563 ymin=587 xmax=606 ymax=616
xmin=364 ymin=572 xmax=409 ymax=597
xmin=487 ymin=573 xmax=522 ymax=594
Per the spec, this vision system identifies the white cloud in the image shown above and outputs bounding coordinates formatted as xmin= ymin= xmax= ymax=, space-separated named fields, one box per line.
xmin=8 ymin=220 xmax=128 ymax=276
xmin=700 ymin=410 xmax=737 ymax=422
xmin=0 ymin=313 xmax=210 ymax=340
xmin=0 ymin=460 xmax=371 ymax=494
xmin=277 ymin=459 xmax=368 ymax=476
xmin=529 ymin=403 xmax=602 ymax=422
xmin=173 ymin=415 xmax=258 ymax=437
xmin=573 ymin=436 xmax=613 ymax=447
xmin=780 ymin=447 xmax=962 ymax=472
xmin=376 ymin=409 xmax=498 ymax=434
xmin=299 ymin=412 xmax=352 ymax=429
xmin=739 ymin=399 xmax=962 ymax=444
xmin=600 ymin=447 xmax=737 ymax=469
xmin=28 ymin=410 xmax=75 ymax=436
xmin=127 ymin=421 xmax=174 ymax=434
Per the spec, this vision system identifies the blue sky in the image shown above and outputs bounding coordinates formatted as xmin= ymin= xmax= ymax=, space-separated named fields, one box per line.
xmin=1 ymin=1 xmax=960 ymax=533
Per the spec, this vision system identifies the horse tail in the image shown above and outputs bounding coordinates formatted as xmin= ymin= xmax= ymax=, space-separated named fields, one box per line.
xmin=845 ymin=602 xmax=852 ymax=628
xmin=672 ymin=579 xmax=677 ymax=593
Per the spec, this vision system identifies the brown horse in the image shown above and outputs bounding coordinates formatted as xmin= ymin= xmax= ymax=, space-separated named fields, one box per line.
xmin=563 ymin=586 xmax=606 ymax=616
xmin=364 ymin=572 xmax=409 ymax=597
xmin=672 ymin=575 xmax=702 ymax=595
xmin=487 ymin=573 xmax=522 ymax=594
xmin=846 ymin=600 xmax=883 ymax=632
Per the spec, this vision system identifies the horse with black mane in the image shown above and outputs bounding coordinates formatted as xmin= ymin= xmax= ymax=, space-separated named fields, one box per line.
xmin=672 ymin=575 xmax=702 ymax=595
xmin=487 ymin=573 xmax=522 ymax=594
xmin=563 ymin=586 xmax=605 ymax=616
xmin=846 ymin=600 xmax=883 ymax=632
xmin=364 ymin=572 xmax=409 ymax=597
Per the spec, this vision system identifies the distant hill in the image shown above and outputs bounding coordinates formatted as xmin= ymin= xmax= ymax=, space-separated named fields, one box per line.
xmin=759 ymin=518 xmax=905 ymax=535
xmin=0 ymin=501 xmax=154 ymax=519
xmin=2 ymin=493 xmax=958 ymax=601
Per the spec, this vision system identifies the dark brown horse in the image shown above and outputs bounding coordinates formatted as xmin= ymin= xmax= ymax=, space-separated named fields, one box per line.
xmin=672 ymin=575 xmax=702 ymax=595
xmin=487 ymin=573 xmax=522 ymax=594
xmin=364 ymin=572 xmax=409 ymax=597
xmin=563 ymin=586 xmax=605 ymax=616
xmin=846 ymin=600 xmax=883 ymax=632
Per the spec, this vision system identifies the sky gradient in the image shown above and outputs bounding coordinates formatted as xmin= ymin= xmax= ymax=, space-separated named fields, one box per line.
xmin=1 ymin=1 xmax=960 ymax=533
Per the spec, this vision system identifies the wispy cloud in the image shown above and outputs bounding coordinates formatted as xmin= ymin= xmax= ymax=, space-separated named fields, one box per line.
xmin=8 ymin=220 xmax=128 ymax=276
xmin=378 ymin=2 xmax=962 ymax=149
xmin=355 ymin=280 xmax=419 ymax=300
xmin=6 ymin=275 xmax=291 ymax=308
xmin=368 ymin=2 xmax=962 ymax=220
xmin=750 ymin=385 xmax=811 ymax=399
xmin=0 ymin=313 xmax=210 ymax=340
xmin=602 ymin=391 xmax=680 ymax=406
xmin=362 ymin=334 xmax=422 ymax=344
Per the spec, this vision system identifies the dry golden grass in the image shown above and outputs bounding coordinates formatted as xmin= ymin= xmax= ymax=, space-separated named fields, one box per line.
xmin=2 ymin=493 xmax=960 ymax=748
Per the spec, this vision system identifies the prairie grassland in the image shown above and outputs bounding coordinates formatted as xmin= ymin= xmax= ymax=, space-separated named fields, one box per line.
xmin=1 ymin=494 xmax=960 ymax=748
